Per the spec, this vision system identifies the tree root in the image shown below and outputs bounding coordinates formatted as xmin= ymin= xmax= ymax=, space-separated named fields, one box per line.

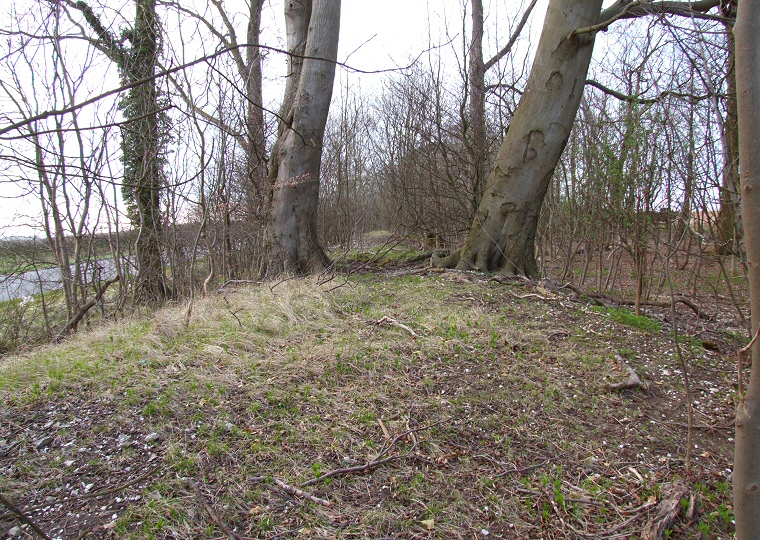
xmin=563 ymin=283 xmax=713 ymax=319
xmin=431 ymin=248 xmax=461 ymax=269
xmin=604 ymin=354 xmax=647 ymax=392
xmin=641 ymin=482 xmax=689 ymax=540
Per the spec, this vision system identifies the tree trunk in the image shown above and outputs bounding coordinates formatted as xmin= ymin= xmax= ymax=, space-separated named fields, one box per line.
xmin=732 ymin=1 xmax=760 ymax=537
xmin=244 ymin=0 xmax=267 ymax=218
xmin=467 ymin=0 xmax=487 ymax=218
xmin=71 ymin=0 xmax=168 ymax=301
xmin=124 ymin=0 xmax=167 ymax=300
xmin=264 ymin=0 xmax=340 ymax=275
xmin=435 ymin=0 xmax=603 ymax=276
xmin=716 ymin=1 xmax=741 ymax=255
xmin=466 ymin=0 xmax=538 ymax=221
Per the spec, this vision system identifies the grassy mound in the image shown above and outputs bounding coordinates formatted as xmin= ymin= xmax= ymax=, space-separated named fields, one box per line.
xmin=0 ymin=272 xmax=737 ymax=539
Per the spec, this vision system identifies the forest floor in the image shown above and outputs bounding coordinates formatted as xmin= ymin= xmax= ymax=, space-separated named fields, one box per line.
xmin=0 ymin=246 xmax=747 ymax=539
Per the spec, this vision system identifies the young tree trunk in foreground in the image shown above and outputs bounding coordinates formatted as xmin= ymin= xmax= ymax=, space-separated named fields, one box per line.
xmin=435 ymin=0 xmax=603 ymax=276
xmin=732 ymin=1 xmax=760 ymax=537
xmin=264 ymin=0 xmax=340 ymax=276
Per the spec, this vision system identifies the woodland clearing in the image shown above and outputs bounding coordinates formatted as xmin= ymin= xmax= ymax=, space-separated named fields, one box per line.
xmin=0 ymin=248 xmax=745 ymax=539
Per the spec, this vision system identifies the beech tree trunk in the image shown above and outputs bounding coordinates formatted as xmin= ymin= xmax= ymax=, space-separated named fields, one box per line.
xmin=732 ymin=1 xmax=760 ymax=536
xmin=264 ymin=0 xmax=340 ymax=275
xmin=467 ymin=0 xmax=487 ymax=218
xmin=244 ymin=0 xmax=267 ymax=218
xmin=435 ymin=0 xmax=723 ymax=277
xmin=435 ymin=0 xmax=603 ymax=276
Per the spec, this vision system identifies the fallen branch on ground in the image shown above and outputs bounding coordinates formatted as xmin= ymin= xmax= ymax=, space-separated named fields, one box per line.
xmin=274 ymin=479 xmax=331 ymax=506
xmin=218 ymin=279 xmax=262 ymax=290
xmin=641 ymin=482 xmax=689 ymax=540
xmin=375 ymin=316 xmax=419 ymax=338
xmin=53 ymin=276 xmax=119 ymax=344
xmin=0 ymin=492 xmax=52 ymax=540
xmin=187 ymin=478 xmax=242 ymax=540
xmin=604 ymin=354 xmax=647 ymax=392
xmin=301 ymin=424 xmax=438 ymax=488
xmin=564 ymin=283 xmax=712 ymax=319
xmin=509 ymin=292 xmax=552 ymax=301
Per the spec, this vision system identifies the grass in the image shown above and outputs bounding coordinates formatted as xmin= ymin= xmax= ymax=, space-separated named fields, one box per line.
xmin=590 ymin=305 xmax=663 ymax=333
xmin=0 ymin=272 xmax=737 ymax=539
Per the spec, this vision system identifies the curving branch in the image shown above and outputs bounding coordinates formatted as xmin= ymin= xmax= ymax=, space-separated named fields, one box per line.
xmin=54 ymin=0 xmax=128 ymax=66
xmin=483 ymin=0 xmax=539 ymax=72
xmin=571 ymin=0 xmax=727 ymax=38
xmin=585 ymin=79 xmax=713 ymax=104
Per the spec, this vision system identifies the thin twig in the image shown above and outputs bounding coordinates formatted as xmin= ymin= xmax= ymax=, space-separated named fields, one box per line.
xmin=301 ymin=423 xmax=440 ymax=488
xmin=377 ymin=417 xmax=391 ymax=439
xmin=495 ymin=452 xmax=570 ymax=477
xmin=187 ymin=478 xmax=242 ymax=540
xmin=274 ymin=479 xmax=331 ymax=506
xmin=0 ymin=492 xmax=52 ymax=540
xmin=300 ymin=455 xmax=399 ymax=488
xmin=269 ymin=275 xmax=298 ymax=291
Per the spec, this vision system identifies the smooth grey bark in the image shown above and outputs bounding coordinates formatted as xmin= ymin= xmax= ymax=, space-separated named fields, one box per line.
xmin=264 ymin=0 xmax=340 ymax=275
xmin=733 ymin=1 xmax=760 ymax=537
xmin=209 ymin=0 xmax=267 ymax=216
xmin=244 ymin=0 xmax=267 ymax=211
xmin=436 ymin=0 xmax=603 ymax=275
xmin=435 ymin=0 xmax=727 ymax=277
xmin=466 ymin=0 xmax=537 ymax=219
xmin=467 ymin=0 xmax=486 ymax=218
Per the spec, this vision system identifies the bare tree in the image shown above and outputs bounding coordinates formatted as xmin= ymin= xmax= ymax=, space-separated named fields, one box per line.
xmin=57 ymin=0 xmax=169 ymax=301
xmin=466 ymin=0 xmax=537 ymax=218
xmin=732 ymin=0 xmax=760 ymax=535
xmin=435 ymin=0 xmax=726 ymax=276
xmin=264 ymin=0 xmax=341 ymax=275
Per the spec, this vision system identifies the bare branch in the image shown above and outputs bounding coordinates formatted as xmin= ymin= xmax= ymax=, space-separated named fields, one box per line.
xmin=585 ymin=79 xmax=712 ymax=104
xmin=572 ymin=0 xmax=726 ymax=37
xmin=1 ymin=43 xmax=425 ymax=137
xmin=484 ymin=0 xmax=538 ymax=72
xmin=55 ymin=0 xmax=128 ymax=66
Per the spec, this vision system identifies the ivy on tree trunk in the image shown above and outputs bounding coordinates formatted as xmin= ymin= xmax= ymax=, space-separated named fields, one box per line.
xmin=65 ymin=0 xmax=168 ymax=301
